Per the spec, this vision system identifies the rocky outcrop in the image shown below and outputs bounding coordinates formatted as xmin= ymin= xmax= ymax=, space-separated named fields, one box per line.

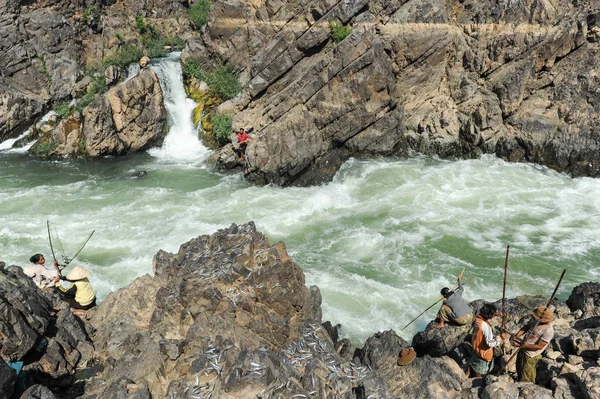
xmin=3 ymin=225 xmax=600 ymax=398
xmin=0 ymin=0 xmax=194 ymax=149
xmin=194 ymin=0 xmax=600 ymax=185
xmin=28 ymin=68 xmax=167 ymax=158
xmin=0 ymin=261 xmax=92 ymax=398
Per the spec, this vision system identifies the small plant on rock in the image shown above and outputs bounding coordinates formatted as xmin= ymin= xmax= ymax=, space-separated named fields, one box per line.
xmin=190 ymin=0 xmax=211 ymax=30
xmin=212 ymin=113 xmax=233 ymax=144
xmin=329 ymin=20 xmax=352 ymax=43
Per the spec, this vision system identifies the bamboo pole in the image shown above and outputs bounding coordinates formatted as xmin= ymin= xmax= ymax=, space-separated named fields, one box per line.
xmin=402 ymin=274 xmax=473 ymax=331
xmin=497 ymin=268 xmax=566 ymax=376
xmin=501 ymin=245 xmax=510 ymax=331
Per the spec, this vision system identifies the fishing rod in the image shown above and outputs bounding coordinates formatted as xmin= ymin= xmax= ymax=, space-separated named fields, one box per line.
xmin=47 ymin=220 xmax=57 ymax=264
xmin=61 ymin=230 xmax=95 ymax=270
xmin=501 ymin=245 xmax=510 ymax=333
xmin=402 ymin=271 xmax=473 ymax=331
xmin=501 ymin=244 xmax=510 ymax=375
xmin=496 ymin=268 xmax=566 ymax=376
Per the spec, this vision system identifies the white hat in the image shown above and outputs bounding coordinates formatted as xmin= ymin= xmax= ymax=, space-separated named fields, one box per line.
xmin=66 ymin=265 xmax=91 ymax=280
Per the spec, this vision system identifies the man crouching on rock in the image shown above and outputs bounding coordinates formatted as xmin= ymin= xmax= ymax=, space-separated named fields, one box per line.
xmin=510 ymin=305 xmax=555 ymax=383
xmin=435 ymin=270 xmax=473 ymax=328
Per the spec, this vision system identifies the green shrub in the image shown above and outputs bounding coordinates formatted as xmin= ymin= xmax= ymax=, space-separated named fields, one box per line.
xmin=143 ymin=36 xmax=185 ymax=58
xmin=205 ymin=66 xmax=241 ymax=100
xmin=212 ymin=113 xmax=233 ymax=142
xmin=30 ymin=139 xmax=58 ymax=160
xmin=190 ymin=0 xmax=211 ymax=29
xmin=182 ymin=59 xmax=204 ymax=80
xmin=329 ymin=20 xmax=352 ymax=43
xmin=82 ymin=7 xmax=96 ymax=25
xmin=102 ymin=45 xmax=144 ymax=68
xmin=115 ymin=32 xmax=124 ymax=42
xmin=38 ymin=54 xmax=52 ymax=89
xmin=182 ymin=61 xmax=240 ymax=100
xmin=53 ymin=101 xmax=72 ymax=120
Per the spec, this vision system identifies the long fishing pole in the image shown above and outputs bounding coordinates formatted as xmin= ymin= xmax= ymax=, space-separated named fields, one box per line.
xmin=497 ymin=268 xmax=566 ymax=376
xmin=47 ymin=221 xmax=57 ymax=263
xmin=501 ymin=245 xmax=510 ymax=332
xmin=402 ymin=273 xmax=473 ymax=331
xmin=62 ymin=230 xmax=95 ymax=269
xmin=501 ymin=244 xmax=510 ymax=375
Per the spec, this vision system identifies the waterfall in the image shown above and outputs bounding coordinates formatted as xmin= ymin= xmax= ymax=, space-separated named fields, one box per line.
xmin=148 ymin=52 xmax=210 ymax=165
xmin=0 ymin=110 xmax=57 ymax=153
xmin=123 ymin=63 xmax=140 ymax=83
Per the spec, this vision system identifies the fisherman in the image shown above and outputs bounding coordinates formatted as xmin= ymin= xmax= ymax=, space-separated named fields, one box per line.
xmin=23 ymin=254 xmax=60 ymax=289
xmin=510 ymin=305 xmax=555 ymax=383
xmin=467 ymin=303 xmax=507 ymax=377
xmin=56 ymin=265 xmax=97 ymax=311
xmin=434 ymin=270 xmax=473 ymax=328
xmin=233 ymin=128 xmax=252 ymax=162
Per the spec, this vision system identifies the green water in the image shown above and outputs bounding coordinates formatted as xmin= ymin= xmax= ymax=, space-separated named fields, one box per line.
xmin=1 ymin=151 xmax=598 ymax=343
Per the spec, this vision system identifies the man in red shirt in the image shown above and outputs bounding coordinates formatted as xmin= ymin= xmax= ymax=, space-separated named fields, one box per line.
xmin=234 ymin=128 xmax=252 ymax=161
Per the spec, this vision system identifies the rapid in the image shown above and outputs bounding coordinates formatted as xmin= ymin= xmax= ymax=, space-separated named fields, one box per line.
xmin=1 ymin=55 xmax=599 ymax=343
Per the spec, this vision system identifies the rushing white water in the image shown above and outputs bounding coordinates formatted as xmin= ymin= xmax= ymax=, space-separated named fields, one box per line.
xmin=148 ymin=52 xmax=210 ymax=165
xmin=0 ymin=111 xmax=57 ymax=153
xmin=1 ymin=56 xmax=600 ymax=345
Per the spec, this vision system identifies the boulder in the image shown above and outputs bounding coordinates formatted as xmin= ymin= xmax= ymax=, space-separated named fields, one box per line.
xmin=567 ymin=282 xmax=600 ymax=317
xmin=0 ymin=358 xmax=16 ymax=399
xmin=0 ymin=262 xmax=91 ymax=392
xmin=19 ymin=384 xmax=56 ymax=399
xmin=412 ymin=321 xmax=471 ymax=357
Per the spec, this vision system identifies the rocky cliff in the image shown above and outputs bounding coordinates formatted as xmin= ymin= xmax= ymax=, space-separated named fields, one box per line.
xmin=1 ymin=223 xmax=600 ymax=399
xmin=3 ymin=1 xmax=600 ymax=183
xmin=197 ymin=0 xmax=600 ymax=185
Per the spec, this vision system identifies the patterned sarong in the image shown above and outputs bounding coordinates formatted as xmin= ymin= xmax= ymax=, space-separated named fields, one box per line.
xmin=438 ymin=304 xmax=473 ymax=325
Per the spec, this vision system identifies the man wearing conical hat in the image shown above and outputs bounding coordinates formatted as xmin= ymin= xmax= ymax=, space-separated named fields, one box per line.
xmin=56 ymin=265 xmax=97 ymax=310
xmin=510 ymin=305 xmax=555 ymax=383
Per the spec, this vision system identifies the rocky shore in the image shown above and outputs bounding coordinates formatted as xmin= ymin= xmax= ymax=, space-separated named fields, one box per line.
xmin=3 ymin=1 xmax=600 ymax=186
xmin=1 ymin=223 xmax=599 ymax=398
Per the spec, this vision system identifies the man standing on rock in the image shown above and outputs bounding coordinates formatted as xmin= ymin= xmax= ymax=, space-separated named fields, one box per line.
xmin=510 ymin=306 xmax=555 ymax=383
xmin=467 ymin=303 xmax=507 ymax=376
xmin=435 ymin=270 xmax=473 ymax=328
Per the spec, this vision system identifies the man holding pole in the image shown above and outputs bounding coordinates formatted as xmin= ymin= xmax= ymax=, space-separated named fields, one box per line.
xmin=435 ymin=270 xmax=473 ymax=328
xmin=510 ymin=305 xmax=555 ymax=383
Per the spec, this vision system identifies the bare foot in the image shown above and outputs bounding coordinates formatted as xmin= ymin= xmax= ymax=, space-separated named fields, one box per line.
xmin=434 ymin=321 xmax=444 ymax=329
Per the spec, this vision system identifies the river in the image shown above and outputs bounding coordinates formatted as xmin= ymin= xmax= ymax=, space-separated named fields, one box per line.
xmin=1 ymin=54 xmax=599 ymax=344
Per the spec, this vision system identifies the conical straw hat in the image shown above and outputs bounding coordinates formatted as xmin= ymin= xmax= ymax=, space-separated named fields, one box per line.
xmin=66 ymin=265 xmax=91 ymax=281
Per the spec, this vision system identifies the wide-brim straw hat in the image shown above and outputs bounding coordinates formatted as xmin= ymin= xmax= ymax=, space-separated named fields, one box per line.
xmin=531 ymin=306 xmax=555 ymax=323
xmin=66 ymin=265 xmax=91 ymax=281
xmin=397 ymin=347 xmax=417 ymax=366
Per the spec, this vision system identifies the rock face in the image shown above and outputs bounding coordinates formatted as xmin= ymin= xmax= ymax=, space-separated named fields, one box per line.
xmin=82 ymin=68 xmax=167 ymax=157
xmin=0 ymin=261 xmax=92 ymax=397
xmin=0 ymin=2 xmax=81 ymax=141
xmin=28 ymin=68 xmax=167 ymax=158
xmin=194 ymin=0 xmax=600 ymax=185
xmin=3 ymin=226 xmax=600 ymax=398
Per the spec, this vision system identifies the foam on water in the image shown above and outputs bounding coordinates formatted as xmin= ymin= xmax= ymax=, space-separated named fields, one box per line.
xmin=148 ymin=53 xmax=211 ymax=165
xmin=2 ymin=58 xmax=600 ymax=344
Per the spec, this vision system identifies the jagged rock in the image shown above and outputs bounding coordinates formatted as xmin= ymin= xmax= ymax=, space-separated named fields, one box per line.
xmin=552 ymin=376 xmax=584 ymax=399
xmin=0 ymin=357 xmax=16 ymax=399
xmin=195 ymin=0 xmax=600 ymax=185
xmin=0 ymin=78 xmax=48 ymax=143
xmin=359 ymin=330 xmax=409 ymax=370
xmin=576 ymin=366 xmax=600 ymax=399
xmin=0 ymin=262 xmax=91 ymax=393
xmin=567 ymin=282 xmax=600 ymax=317
xmin=19 ymin=384 xmax=57 ymax=399
xmin=139 ymin=56 xmax=150 ymax=69
xmin=412 ymin=321 xmax=471 ymax=357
